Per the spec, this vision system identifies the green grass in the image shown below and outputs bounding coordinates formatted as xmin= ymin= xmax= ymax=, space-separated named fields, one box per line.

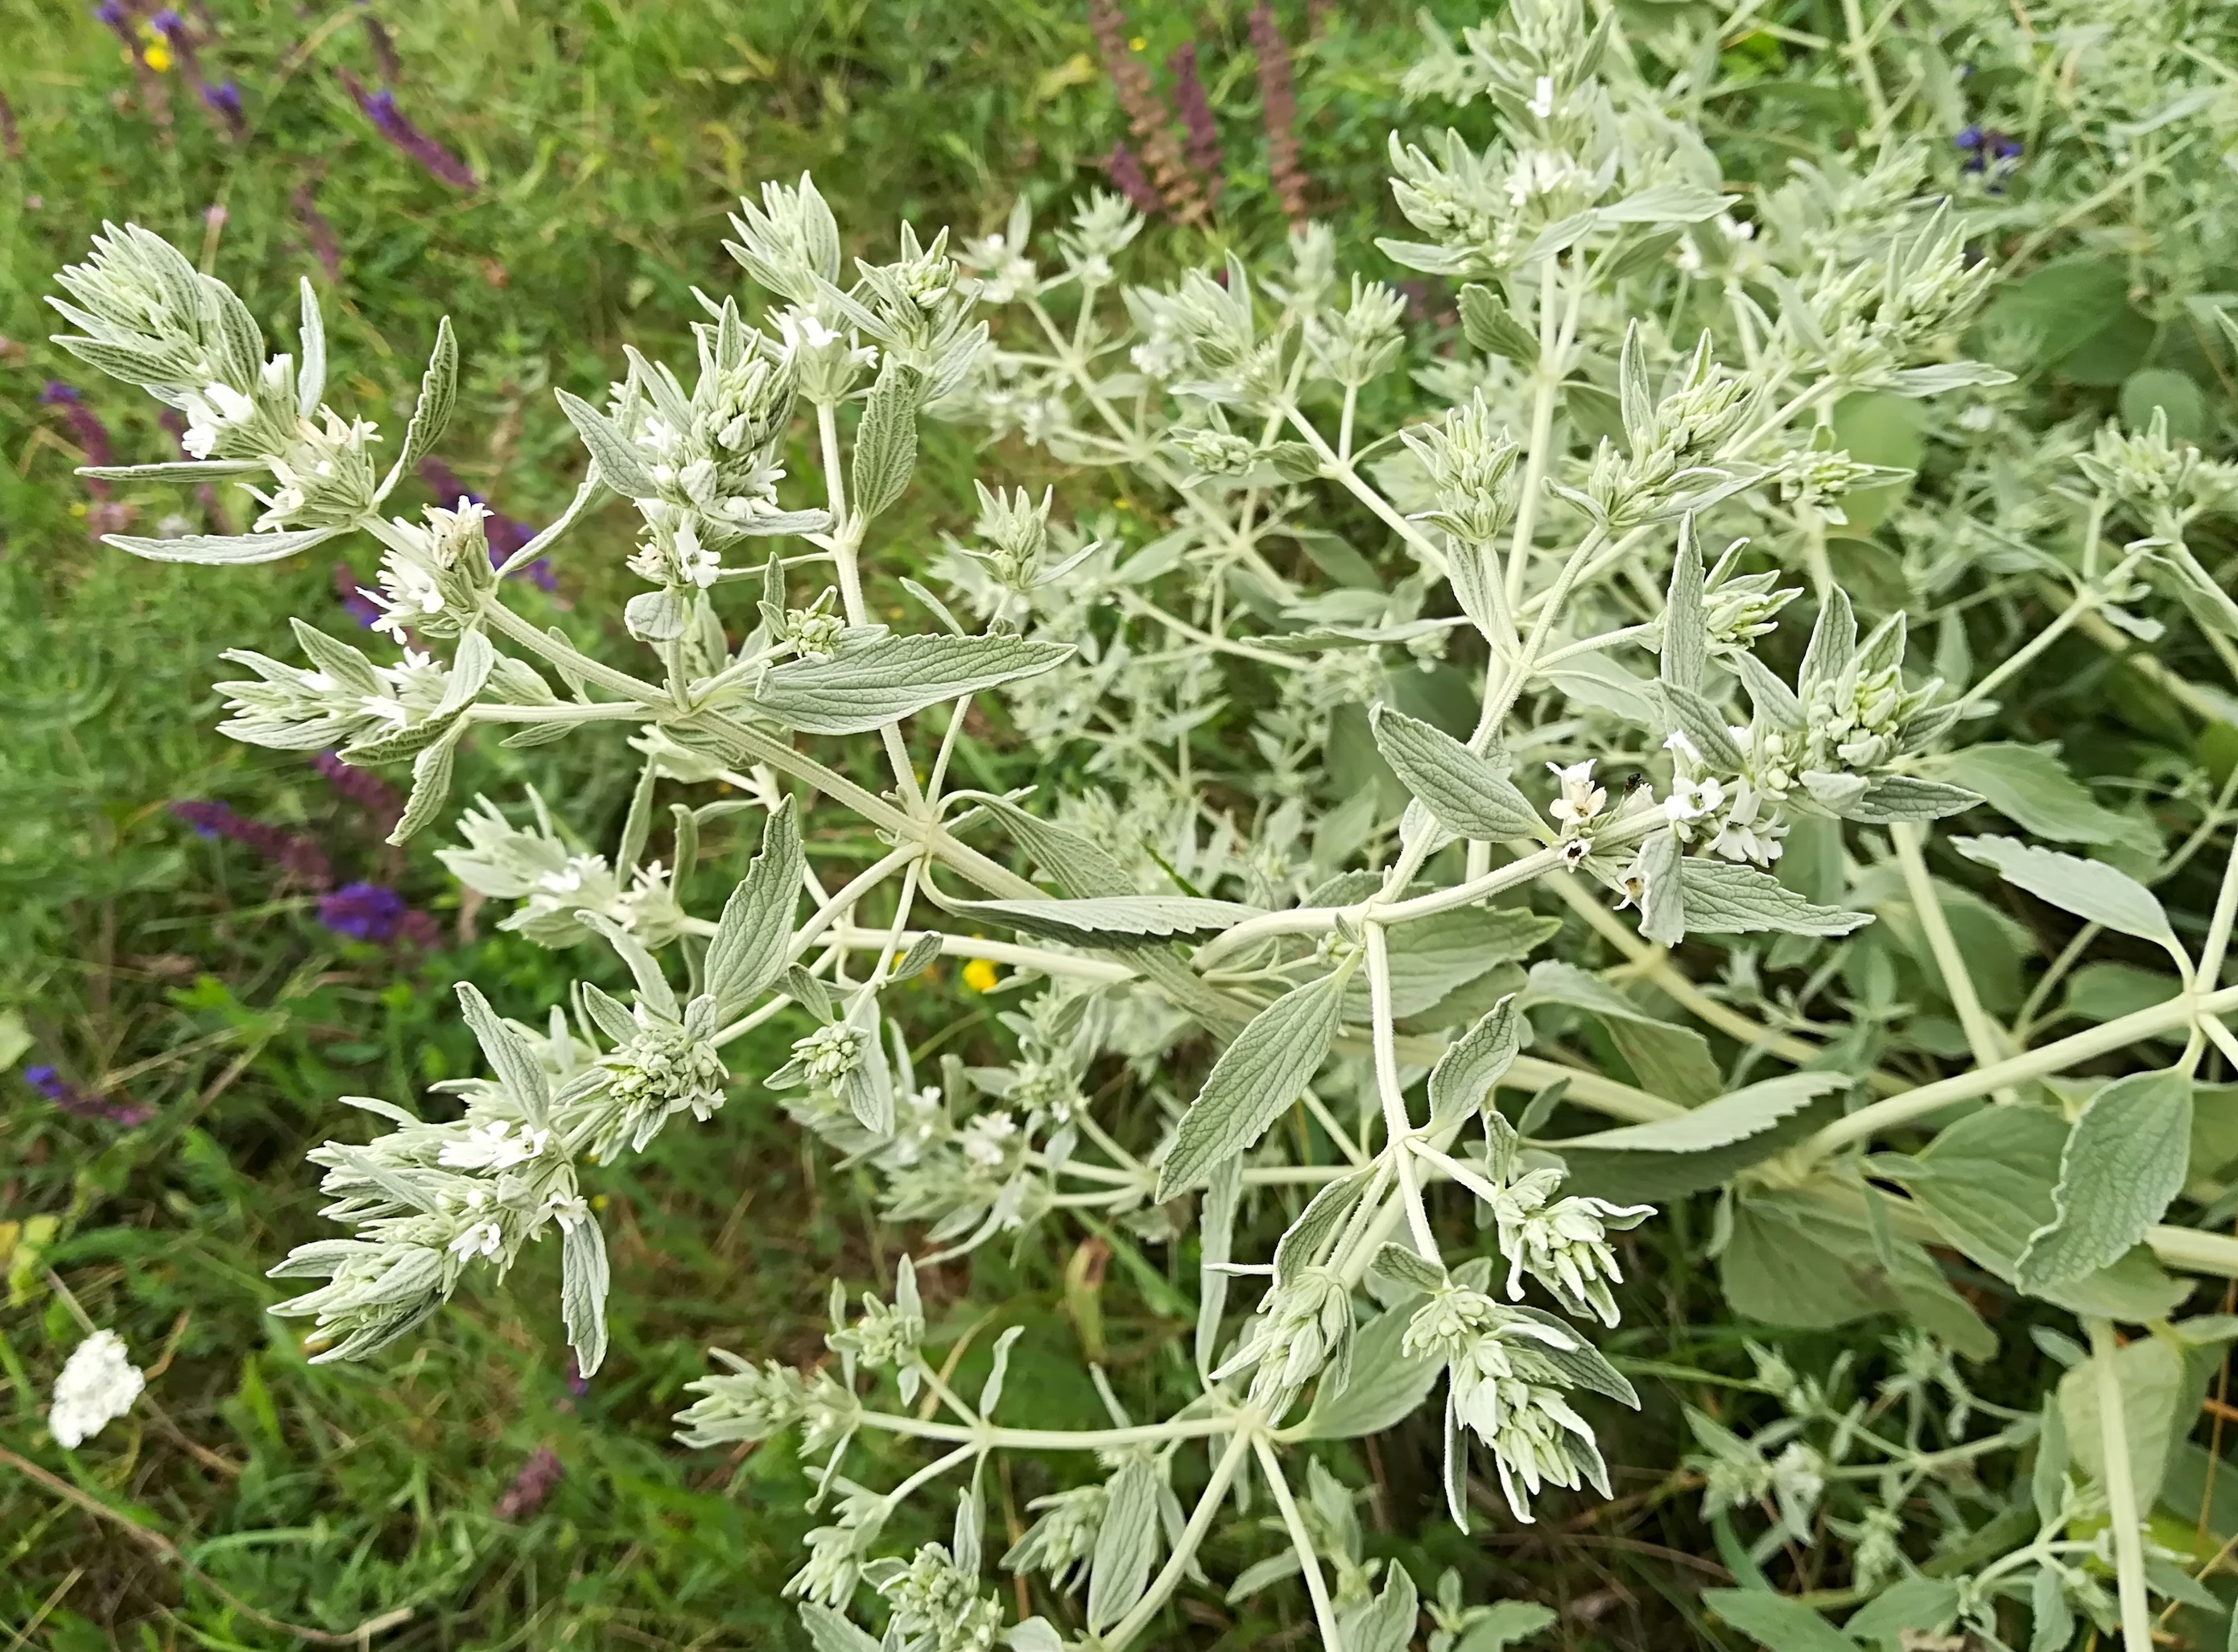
xmin=0 ymin=2 xmax=1463 ymax=1644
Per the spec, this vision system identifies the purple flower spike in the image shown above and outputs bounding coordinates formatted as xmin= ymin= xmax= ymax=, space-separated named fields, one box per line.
xmin=1103 ymin=142 xmax=1162 ymax=219
xmin=313 ymin=751 xmax=405 ymax=822
xmin=319 ymin=881 xmax=408 ymax=943
xmin=171 ymin=799 xmax=333 ymax=887
xmin=94 ymin=1 xmax=135 ymax=46
xmin=151 ymin=6 xmax=188 ymax=39
xmin=340 ymin=68 xmax=473 ymax=190
xmin=200 ymin=77 xmax=246 ymax=137
xmin=494 ymin=1445 xmax=564 ymax=1520
xmin=25 ymin=1063 xmax=154 ymax=1127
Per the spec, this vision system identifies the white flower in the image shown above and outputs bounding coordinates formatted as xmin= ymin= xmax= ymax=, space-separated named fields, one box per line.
xmin=674 ymin=518 xmax=722 ymax=588
xmin=960 ymin=1109 xmax=1019 ymax=1169
xmin=1546 ymin=758 xmax=1606 ymax=831
xmin=1662 ymin=774 xmax=1725 ymax=824
xmin=448 ymin=1220 xmax=506 ymax=1260
xmin=438 ymin=1119 xmax=549 ymax=1171
xmin=1662 ymin=729 xmax=1701 ymax=764
xmin=1526 ymin=75 xmax=1555 ymax=118
xmin=49 ymin=1329 xmax=146 ymax=1448
xmin=182 ymin=422 xmax=217 ymax=459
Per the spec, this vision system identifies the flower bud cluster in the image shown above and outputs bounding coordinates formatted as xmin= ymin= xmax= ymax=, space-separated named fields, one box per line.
xmin=1401 ymin=390 xmax=1521 ymax=545
xmin=869 ymin=1543 xmax=1006 ymax=1652
xmin=1482 ymin=1166 xmax=1651 ymax=1326
xmin=966 ymin=482 xmax=1054 ymax=593
xmin=1216 ymin=1263 xmax=1354 ymax=1406
xmin=440 ymin=794 xmax=684 ymax=948
xmin=1002 ymin=1483 xmax=1107 ymax=1592
xmin=1306 ymin=276 xmax=1409 ymax=387
xmin=588 ymin=994 xmax=729 ymax=1162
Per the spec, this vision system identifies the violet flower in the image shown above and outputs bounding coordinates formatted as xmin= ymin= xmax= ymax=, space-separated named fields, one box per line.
xmin=94 ymin=1 xmax=138 ymax=52
xmin=332 ymin=562 xmax=382 ymax=627
xmin=319 ymin=881 xmax=407 ymax=942
xmin=41 ymin=382 xmax=114 ymax=472
xmin=1168 ymin=44 xmax=1223 ymax=205
xmin=493 ymin=1445 xmax=563 ymax=1520
xmin=26 ymin=1063 xmax=155 ymax=1128
xmin=1249 ymin=1 xmax=1308 ymax=225
xmin=313 ymin=751 xmax=404 ymax=822
xmin=1955 ymin=125 xmax=2022 ymax=175
xmin=198 ymin=77 xmax=246 ymax=138
xmin=171 ymin=799 xmax=333 ymax=887
xmin=338 ymin=67 xmax=473 ymax=189
xmin=1103 ymin=142 xmax=1162 ymax=220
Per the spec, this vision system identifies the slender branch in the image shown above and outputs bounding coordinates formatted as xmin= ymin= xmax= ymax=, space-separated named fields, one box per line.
xmin=1254 ymin=1435 xmax=1346 ymax=1652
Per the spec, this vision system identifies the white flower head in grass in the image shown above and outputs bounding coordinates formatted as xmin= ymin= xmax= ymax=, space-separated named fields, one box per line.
xmin=50 ymin=1329 xmax=146 ymax=1448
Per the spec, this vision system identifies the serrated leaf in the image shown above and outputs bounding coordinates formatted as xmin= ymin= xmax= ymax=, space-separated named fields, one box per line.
xmin=1720 ymin=1190 xmax=1995 ymax=1360
xmin=1345 ymin=907 xmax=1559 ymax=1021
xmin=1679 ymin=859 xmax=1871 ymax=935
xmin=1457 ymin=283 xmax=1539 ymax=361
xmin=1086 ymin=1454 xmax=1161 ymax=1631
xmin=104 ymin=524 xmax=346 ymax=564
xmin=1158 ymin=970 xmax=1348 ymax=1196
xmin=456 ymin=981 xmax=552 ymax=1127
xmin=1523 ymin=960 xmax=1722 ymax=1105
xmin=850 ymin=360 xmax=925 ymax=522
xmin=398 ymin=316 xmax=458 ymax=473
xmin=1371 ymin=1241 xmax=1447 ymax=1294
xmin=1662 ymin=682 xmax=1746 ymax=771
xmin=798 ymin=1603 xmax=883 ymax=1652
xmin=555 ymin=385 xmax=655 ymax=498
xmin=753 ymin=634 xmax=1072 ymax=735
xmin=1369 ymin=706 xmax=1540 ymax=840
xmin=1840 ymin=775 xmax=1981 ymax=824
xmin=1931 ymin=743 xmax=2145 ymax=847
xmin=948 ymin=894 xmax=1261 ymax=944
xmin=1661 ymin=518 xmax=1709 ymax=695
xmin=704 ymin=799 xmax=803 ymax=1015
xmin=560 ymin=1211 xmax=611 ymax=1377
xmin=1878 ymin=1105 xmax=2189 ymax=1321
xmin=2017 ymin=1068 xmax=2192 ymax=1291
xmin=1303 ymin=1293 xmax=1446 ymax=1439
xmin=1429 ymin=997 xmax=1522 ymax=1125
xmin=387 ymin=729 xmax=460 ymax=845
xmin=78 ymin=459 xmax=267 ymax=481
xmin=1951 ymin=834 xmax=2175 ymax=948
xmin=1551 ymin=1074 xmax=1848 ymax=1203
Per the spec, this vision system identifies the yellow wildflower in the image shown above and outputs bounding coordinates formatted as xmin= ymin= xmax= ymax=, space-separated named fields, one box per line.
xmin=962 ymin=958 xmax=1001 ymax=993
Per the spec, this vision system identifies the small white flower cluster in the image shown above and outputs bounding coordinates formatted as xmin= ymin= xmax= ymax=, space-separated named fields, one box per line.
xmin=49 ymin=1330 xmax=146 ymax=1448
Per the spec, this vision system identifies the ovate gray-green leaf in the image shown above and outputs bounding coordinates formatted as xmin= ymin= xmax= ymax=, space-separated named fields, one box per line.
xmin=2016 ymin=1068 xmax=2192 ymax=1292
xmin=1428 ymin=997 xmax=1522 ymax=1125
xmin=754 ymin=634 xmax=1072 ymax=735
xmin=1840 ymin=776 xmax=1982 ymax=824
xmin=1679 ymin=859 xmax=1870 ymax=936
xmin=1303 ymin=1294 xmax=1445 ymax=1439
xmin=947 ymin=894 xmax=1261 ymax=944
xmin=1951 ymin=834 xmax=2175 ymax=948
xmin=850 ymin=360 xmax=925 ymax=522
xmin=398 ymin=316 xmax=460 ymax=474
xmin=560 ymin=1210 xmax=611 ymax=1377
xmin=1369 ymin=706 xmax=1539 ymax=841
xmin=1085 ymin=1454 xmax=1161 ymax=1631
xmin=555 ymin=386 xmax=655 ymax=499
xmin=1158 ymin=970 xmax=1348 ymax=1196
xmin=104 ymin=525 xmax=346 ymax=565
xmin=704 ymin=799 xmax=803 ymax=1015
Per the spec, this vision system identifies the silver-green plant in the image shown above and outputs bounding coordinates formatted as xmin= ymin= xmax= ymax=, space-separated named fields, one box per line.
xmin=52 ymin=0 xmax=2238 ymax=1644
